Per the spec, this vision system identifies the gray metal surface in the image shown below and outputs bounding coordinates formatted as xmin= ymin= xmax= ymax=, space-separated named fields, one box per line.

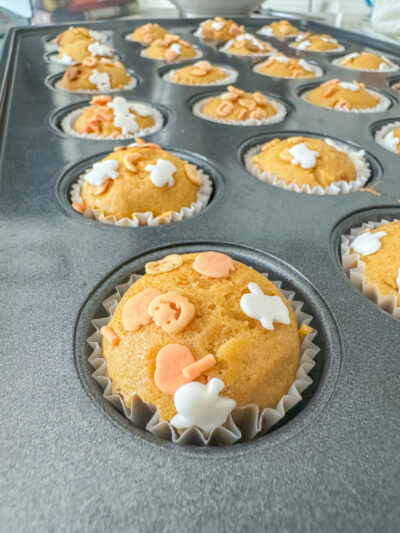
xmin=0 ymin=17 xmax=399 ymax=533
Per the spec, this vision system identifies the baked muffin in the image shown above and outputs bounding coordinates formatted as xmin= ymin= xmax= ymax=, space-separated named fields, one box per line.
xmin=195 ymin=17 xmax=243 ymax=40
xmin=304 ymin=78 xmax=388 ymax=112
xmin=347 ymin=221 xmax=400 ymax=308
xmin=291 ymin=32 xmax=343 ymax=52
xmin=165 ymin=60 xmax=236 ymax=86
xmin=127 ymin=23 xmax=168 ymax=44
xmin=193 ymin=85 xmax=286 ymax=126
xmin=62 ymin=95 xmax=161 ymax=139
xmin=375 ymin=122 xmax=400 ymax=154
xmin=254 ymin=53 xmax=321 ymax=79
xmin=59 ymin=57 xmax=133 ymax=93
xmin=245 ymin=136 xmax=370 ymax=192
xmin=73 ymin=139 xmax=209 ymax=224
xmin=54 ymin=39 xmax=113 ymax=65
xmin=100 ymin=252 xmax=301 ymax=429
xmin=258 ymin=20 xmax=302 ymax=38
xmin=142 ymin=34 xmax=199 ymax=62
xmin=221 ymin=33 xmax=274 ymax=57
xmin=333 ymin=51 xmax=398 ymax=72
xmin=53 ymin=26 xmax=106 ymax=46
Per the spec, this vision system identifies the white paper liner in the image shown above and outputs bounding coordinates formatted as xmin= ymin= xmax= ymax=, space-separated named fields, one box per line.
xmin=220 ymin=38 xmax=276 ymax=58
xmin=253 ymin=58 xmax=323 ymax=79
xmin=140 ymin=47 xmax=203 ymax=63
xmin=87 ymin=272 xmax=319 ymax=445
xmin=61 ymin=102 xmax=164 ymax=140
xmin=302 ymin=88 xmax=391 ymax=113
xmin=48 ymin=51 xmax=118 ymax=66
xmin=55 ymin=74 xmax=137 ymax=94
xmin=244 ymin=137 xmax=370 ymax=195
xmin=162 ymin=65 xmax=238 ymax=86
xmin=341 ymin=218 xmax=400 ymax=319
xmin=332 ymin=54 xmax=399 ymax=72
xmin=375 ymin=121 xmax=400 ymax=154
xmin=192 ymin=95 xmax=287 ymax=126
xmin=70 ymin=158 xmax=212 ymax=227
xmin=289 ymin=41 xmax=345 ymax=53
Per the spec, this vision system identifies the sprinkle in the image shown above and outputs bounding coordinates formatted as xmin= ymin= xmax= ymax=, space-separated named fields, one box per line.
xmin=100 ymin=325 xmax=120 ymax=346
xmin=145 ymin=158 xmax=176 ymax=187
xmin=148 ymin=291 xmax=195 ymax=334
xmin=240 ymin=282 xmax=290 ymax=330
xmin=351 ymin=231 xmax=387 ymax=255
xmin=85 ymin=159 xmax=119 ymax=186
xmin=145 ymin=254 xmax=183 ymax=274
xmin=182 ymin=354 xmax=216 ymax=380
xmin=72 ymin=202 xmax=85 ymax=213
xmin=154 ymin=344 xmax=194 ymax=395
xmin=88 ymin=69 xmax=111 ymax=91
xmin=299 ymin=323 xmax=313 ymax=339
xmin=359 ymin=187 xmax=382 ymax=197
xmin=193 ymin=252 xmax=234 ymax=278
xmin=122 ymin=288 xmax=161 ymax=332
xmin=288 ymin=143 xmax=319 ymax=169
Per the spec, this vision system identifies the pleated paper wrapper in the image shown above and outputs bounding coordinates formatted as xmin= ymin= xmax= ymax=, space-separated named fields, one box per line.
xmin=375 ymin=122 xmax=400 ymax=154
xmin=302 ymin=88 xmax=391 ymax=114
xmin=332 ymin=54 xmax=399 ymax=72
xmin=162 ymin=65 xmax=238 ymax=87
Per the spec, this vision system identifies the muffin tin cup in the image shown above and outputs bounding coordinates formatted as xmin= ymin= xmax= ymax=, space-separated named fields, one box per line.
xmin=288 ymin=42 xmax=345 ymax=54
xmin=162 ymin=65 xmax=238 ymax=86
xmin=301 ymin=88 xmax=391 ymax=113
xmin=55 ymin=74 xmax=137 ymax=94
xmin=70 ymin=159 xmax=213 ymax=227
xmin=331 ymin=54 xmax=399 ymax=72
xmin=60 ymin=101 xmax=164 ymax=140
xmin=87 ymin=272 xmax=319 ymax=446
xmin=192 ymin=96 xmax=287 ymax=126
xmin=253 ymin=59 xmax=323 ymax=79
xmin=140 ymin=48 xmax=203 ymax=62
xmin=341 ymin=218 xmax=400 ymax=319
xmin=375 ymin=121 xmax=400 ymax=154
xmin=243 ymin=138 xmax=371 ymax=195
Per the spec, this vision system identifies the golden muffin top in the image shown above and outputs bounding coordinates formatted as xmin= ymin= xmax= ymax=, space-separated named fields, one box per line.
xmin=101 ymin=252 xmax=301 ymax=427
xmin=78 ymin=140 xmax=203 ymax=221
xmin=222 ymin=33 xmax=273 ymax=56
xmin=60 ymin=57 xmax=131 ymax=92
xmin=255 ymin=53 xmax=317 ymax=78
xmin=336 ymin=51 xmax=395 ymax=72
xmin=56 ymin=38 xmax=113 ymax=64
xmin=128 ymin=22 xmax=168 ymax=44
xmin=143 ymin=33 xmax=197 ymax=62
xmin=250 ymin=136 xmax=358 ymax=189
xmin=196 ymin=17 xmax=243 ymax=40
xmin=54 ymin=26 xmax=95 ymax=46
xmin=306 ymin=78 xmax=380 ymax=111
xmin=349 ymin=221 xmax=400 ymax=305
xmin=169 ymin=60 xmax=228 ymax=85
xmin=292 ymin=32 xmax=341 ymax=51
xmin=258 ymin=19 xmax=302 ymax=38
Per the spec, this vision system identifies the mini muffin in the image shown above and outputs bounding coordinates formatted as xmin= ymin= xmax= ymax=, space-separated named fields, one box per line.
xmin=375 ymin=122 xmax=400 ymax=154
xmin=258 ymin=19 xmax=302 ymax=38
xmin=54 ymin=39 xmax=113 ymax=65
xmin=59 ymin=57 xmax=133 ymax=93
xmin=193 ymin=85 xmax=286 ymax=126
xmin=73 ymin=139 xmax=209 ymax=224
xmin=165 ymin=60 xmax=236 ymax=86
xmin=221 ymin=33 xmax=274 ymax=57
xmin=142 ymin=34 xmax=199 ymax=62
xmin=342 ymin=221 xmax=400 ymax=318
xmin=101 ymin=252 xmax=301 ymax=427
xmin=304 ymin=78 xmax=388 ymax=112
xmin=127 ymin=23 xmax=168 ymax=44
xmin=291 ymin=32 xmax=343 ymax=52
xmin=254 ymin=53 xmax=321 ymax=79
xmin=333 ymin=51 xmax=398 ymax=72
xmin=245 ymin=136 xmax=370 ymax=193
xmin=62 ymin=95 xmax=161 ymax=140
xmin=53 ymin=26 xmax=106 ymax=46
xmin=195 ymin=17 xmax=243 ymax=40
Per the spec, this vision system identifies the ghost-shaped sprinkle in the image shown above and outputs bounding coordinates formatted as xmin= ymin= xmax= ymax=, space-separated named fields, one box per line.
xmin=88 ymin=69 xmax=111 ymax=92
xmin=240 ymin=282 xmax=290 ymax=330
xmin=58 ymin=53 xmax=73 ymax=65
xmin=113 ymin=113 xmax=139 ymax=135
xmin=87 ymin=41 xmax=113 ymax=58
xmin=145 ymin=159 xmax=176 ymax=187
xmin=171 ymin=378 xmax=236 ymax=433
xmin=351 ymin=231 xmax=387 ymax=255
xmin=85 ymin=159 xmax=119 ymax=186
xmin=288 ymin=143 xmax=319 ymax=169
xmin=338 ymin=81 xmax=360 ymax=91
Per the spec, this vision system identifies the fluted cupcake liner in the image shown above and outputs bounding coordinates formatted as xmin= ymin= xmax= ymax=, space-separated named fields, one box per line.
xmin=140 ymin=48 xmax=203 ymax=62
xmin=220 ymin=40 xmax=277 ymax=58
xmin=332 ymin=54 xmax=399 ymax=72
xmin=375 ymin=121 xmax=400 ymax=154
xmin=162 ymin=65 xmax=238 ymax=86
xmin=302 ymin=88 xmax=391 ymax=113
xmin=256 ymin=27 xmax=306 ymax=40
xmin=87 ymin=273 xmax=319 ymax=446
xmin=253 ymin=59 xmax=323 ymax=79
xmin=55 ymin=74 xmax=137 ymax=94
xmin=61 ymin=102 xmax=164 ymax=140
xmin=341 ymin=218 xmax=400 ymax=319
xmin=192 ymin=96 xmax=287 ymax=126
xmin=70 ymin=159 xmax=212 ymax=227
xmin=244 ymin=137 xmax=370 ymax=195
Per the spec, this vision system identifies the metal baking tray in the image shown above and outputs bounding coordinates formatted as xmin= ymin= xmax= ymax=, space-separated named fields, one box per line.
xmin=1 ymin=16 xmax=399 ymax=532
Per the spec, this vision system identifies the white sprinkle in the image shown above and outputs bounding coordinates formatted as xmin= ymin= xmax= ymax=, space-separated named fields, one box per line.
xmin=378 ymin=61 xmax=391 ymax=72
xmin=258 ymin=26 xmax=273 ymax=36
xmin=288 ymin=143 xmax=319 ymax=169
xmin=298 ymin=58 xmax=314 ymax=72
xmin=274 ymin=54 xmax=290 ymax=63
xmin=170 ymin=43 xmax=181 ymax=55
xmin=132 ymin=103 xmax=152 ymax=117
xmin=383 ymin=131 xmax=400 ymax=152
xmin=88 ymin=70 xmax=111 ymax=92
xmin=211 ymin=21 xmax=224 ymax=31
xmin=338 ymin=81 xmax=360 ymax=91
xmin=113 ymin=113 xmax=138 ymax=135
xmin=58 ymin=53 xmax=73 ymax=65
xmin=88 ymin=41 xmax=113 ymax=57
xmin=351 ymin=231 xmax=387 ymax=255
xmin=296 ymin=39 xmax=310 ymax=51
xmin=145 ymin=158 xmax=176 ymax=187
xmin=321 ymin=36 xmax=337 ymax=43
xmin=240 ymin=282 xmax=290 ymax=330
xmin=85 ymin=159 xmax=119 ymax=186
xmin=236 ymin=33 xmax=264 ymax=50
xmin=89 ymin=30 xmax=107 ymax=43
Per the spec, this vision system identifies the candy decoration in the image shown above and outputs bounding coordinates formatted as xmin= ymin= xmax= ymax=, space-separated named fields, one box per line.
xmin=193 ymin=252 xmax=234 ymax=278
xmin=182 ymin=354 xmax=216 ymax=380
xmin=100 ymin=325 xmax=120 ymax=346
xmin=148 ymin=291 xmax=195 ymax=334
xmin=351 ymin=231 xmax=387 ymax=255
xmin=145 ymin=254 xmax=183 ymax=274
xmin=154 ymin=344 xmax=194 ymax=394
xmin=122 ymin=288 xmax=162 ymax=331
xmin=240 ymin=282 xmax=290 ymax=330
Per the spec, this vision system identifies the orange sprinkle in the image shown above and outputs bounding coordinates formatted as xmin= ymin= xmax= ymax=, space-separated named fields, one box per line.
xmin=193 ymin=252 xmax=234 ymax=278
xmin=154 ymin=344 xmax=194 ymax=394
xmin=298 ymin=323 xmax=313 ymax=340
xmin=72 ymin=202 xmax=85 ymax=213
xmin=182 ymin=354 xmax=216 ymax=380
xmin=122 ymin=288 xmax=161 ymax=332
xmin=359 ymin=187 xmax=382 ymax=197
xmin=100 ymin=325 xmax=120 ymax=346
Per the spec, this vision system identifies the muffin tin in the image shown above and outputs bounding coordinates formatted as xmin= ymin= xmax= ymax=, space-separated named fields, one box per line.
xmin=1 ymin=17 xmax=399 ymax=532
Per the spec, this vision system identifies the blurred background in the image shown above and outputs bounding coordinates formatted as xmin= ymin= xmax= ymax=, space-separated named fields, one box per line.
xmin=1 ymin=0 xmax=399 ymax=50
